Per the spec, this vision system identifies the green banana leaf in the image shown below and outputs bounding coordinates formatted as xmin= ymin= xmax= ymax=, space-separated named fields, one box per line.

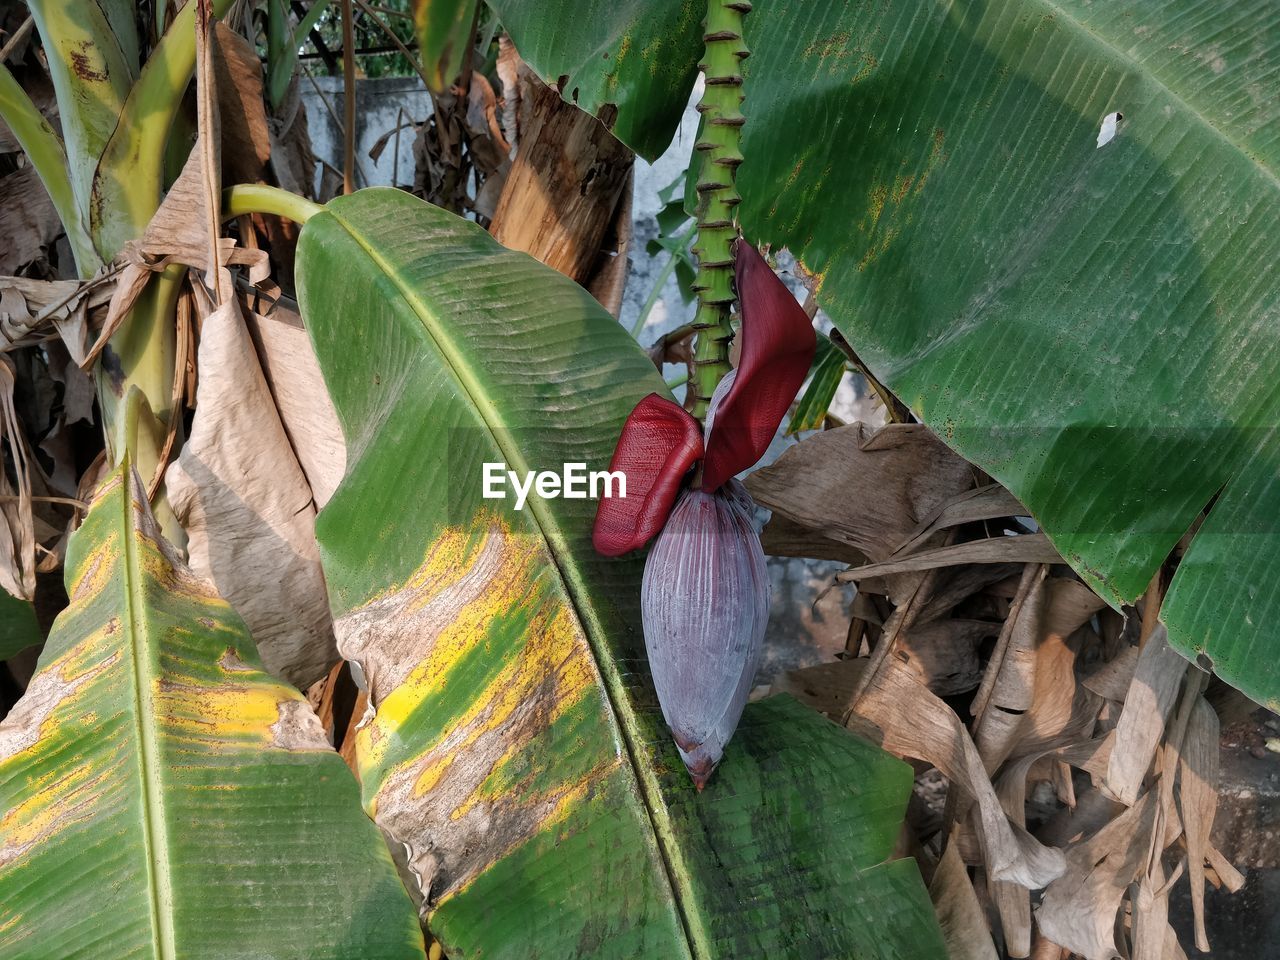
xmin=295 ymin=188 xmax=945 ymax=959
xmin=497 ymin=0 xmax=1280 ymax=707
xmin=787 ymin=334 xmax=846 ymax=435
xmin=0 ymin=591 xmax=41 ymax=662
xmin=26 ymin=0 xmax=133 ymax=209
xmin=486 ymin=0 xmax=701 ymax=160
xmin=0 ymin=463 xmax=424 ymax=960
xmin=412 ymin=0 xmax=479 ymax=93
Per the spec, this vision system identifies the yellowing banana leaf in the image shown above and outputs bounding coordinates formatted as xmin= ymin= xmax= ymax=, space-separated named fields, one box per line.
xmin=498 ymin=0 xmax=1280 ymax=707
xmin=295 ymin=188 xmax=945 ymax=959
xmin=0 ymin=463 xmax=424 ymax=960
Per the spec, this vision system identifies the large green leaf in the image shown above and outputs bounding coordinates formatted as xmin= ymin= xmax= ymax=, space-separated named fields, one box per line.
xmin=295 ymin=188 xmax=945 ymax=959
xmin=733 ymin=0 xmax=1280 ymax=705
xmin=496 ymin=0 xmax=1280 ymax=707
xmin=486 ymin=0 xmax=702 ymax=160
xmin=0 ymin=463 xmax=424 ymax=959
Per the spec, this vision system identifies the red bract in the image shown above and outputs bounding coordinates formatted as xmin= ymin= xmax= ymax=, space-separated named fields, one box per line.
xmin=591 ymin=394 xmax=702 ymax=556
xmin=593 ymin=239 xmax=816 ymax=555
xmin=700 ymin=240 xmax=817 ymax=492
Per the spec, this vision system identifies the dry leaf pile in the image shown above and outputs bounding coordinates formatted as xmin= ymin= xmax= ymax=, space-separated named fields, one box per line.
xmin=752 ymin=419 xmax=1248 ymax=960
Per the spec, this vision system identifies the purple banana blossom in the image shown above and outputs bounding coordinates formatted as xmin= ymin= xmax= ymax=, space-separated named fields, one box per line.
xmin=640 ymin=479 xmax=769 ymax=789
xmin=595 ymin=240 xmax=816 ymax=788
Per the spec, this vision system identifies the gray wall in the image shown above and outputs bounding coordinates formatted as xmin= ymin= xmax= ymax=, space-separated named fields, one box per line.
xmin=301 ymin=76 xmax=431 ymax=193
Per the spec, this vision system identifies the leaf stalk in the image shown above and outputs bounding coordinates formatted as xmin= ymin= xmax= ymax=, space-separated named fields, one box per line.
xmin=222 ymin=184 xmax=323 ymax=224
xmin=0 ymin=61 xmax=99 ymax=275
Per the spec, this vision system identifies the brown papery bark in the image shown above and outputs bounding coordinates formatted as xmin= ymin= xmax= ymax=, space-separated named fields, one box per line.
xmin=489 ymin=71 xmax=633 ymax=289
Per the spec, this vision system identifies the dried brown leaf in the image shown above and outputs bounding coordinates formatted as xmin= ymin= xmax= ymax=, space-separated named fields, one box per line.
xmin=1037 ymin=790 xmax=1158 ymax=960
xmin=1206 ymin=844 xmax=1245 ymax=892
xmin=90 ymin=153 xmax=268 ymax=369
xmin=911 ymin=562 xmax=1026 ymax=622
xmin=1104 ymin=625 xmax=1189 ymax=806
xmin=165 ymin=300 xmax=337 ymax=687
xmin=839 ymin=533 xmax=1062 ymax=582
xmin=1037 ymin=783 xmax=1124 ymax=848
xmin=1082 ymin=643 xmax=1141 ymax=703
xmin=0 ymin=164 xmax=60 ymax=274
xmin=0 ymin=358 xmax=34 ymax=600
xmin=899 ymin=618 xmax=995 ymax=696
xmin=1132 ymin=853 xmax=1183 ymax=960
xmin=44 ymin=341 xmax=94 ymax=427
xmin=855 ymin=657 xmax=1065 ymax=888
xmin=1178 ymin=695 xmax=1219 ymax=952
xmin=989 ymin=737 xmax=1113 ymax=957
xmin=0 ymin=274 xmax=111 ymax=364
xmin=930 ymin=841 xmax=999 ymax=960
xmin=972 ymin=565 xmax=1047 ymax=733
xmin=893 ymin=483 xmax=1028 ymax=559
xmin=646 ymin=324 xmax=697 ymax=371
xmin=211 ymin=22 xmax=271 ymax=185
xmin=267 ymin=73 xmax=317 ymax=201
xmin=748 ymin=422 xmax=979 ymax=563
xmin=977 ymin=577 xmax=1107 ymax=771
xmin=241 ymin=299 xmax=345 ymax=508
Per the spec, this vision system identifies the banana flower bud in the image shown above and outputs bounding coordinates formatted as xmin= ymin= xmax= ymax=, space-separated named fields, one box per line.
xmin=641 ymin=480 xmax=769 ymax=788
xmin=593 ymin=240 xmax=816 ymax=787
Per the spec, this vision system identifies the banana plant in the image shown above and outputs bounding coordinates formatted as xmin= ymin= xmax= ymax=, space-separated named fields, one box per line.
xmin=23 ymin=0 xmax=1260 ymax=956
xmin=288 ymin=186 xmax=946 ymax=959
xmin=0 ymin=447 xmax=424 ymax=959
xmin=491 ymin=0 xmax=1280 ymax=708
xmin=1 ymin=4 xmax=428 ymax=956
xmin=2 ymin=0 xmax=240 ymax=509
xmin=4 ymin=3 xmax=948 ymax=956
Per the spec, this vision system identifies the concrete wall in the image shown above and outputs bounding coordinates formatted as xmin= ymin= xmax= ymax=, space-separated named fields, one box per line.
xmin=301 ymin=76 xmax=431 ymax=193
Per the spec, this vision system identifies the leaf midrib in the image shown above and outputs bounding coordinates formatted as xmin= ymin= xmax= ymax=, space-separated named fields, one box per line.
xmin=322 ymin=199 xmax=709 ymax=960
xmin=119 ymin=469 xmax=177 ymax=960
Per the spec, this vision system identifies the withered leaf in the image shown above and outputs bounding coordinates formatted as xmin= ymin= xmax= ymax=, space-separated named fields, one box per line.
xmin=838 ymin=533 xmax=1062 ymax=583
xmin=166 ymin=300 xmax=336 ymax=688
xmin=1104 ymin=625 xmax=1189 ymax=806
xmin=748 ymin=421 xmax=979 ymax=564
xmin=930 ymin=841 xmax=999 ymax=960
xmin=854 ymin=657 xmax=1065 ymax=888
xmin=241 ymin=298 xmax=345 ymax=508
